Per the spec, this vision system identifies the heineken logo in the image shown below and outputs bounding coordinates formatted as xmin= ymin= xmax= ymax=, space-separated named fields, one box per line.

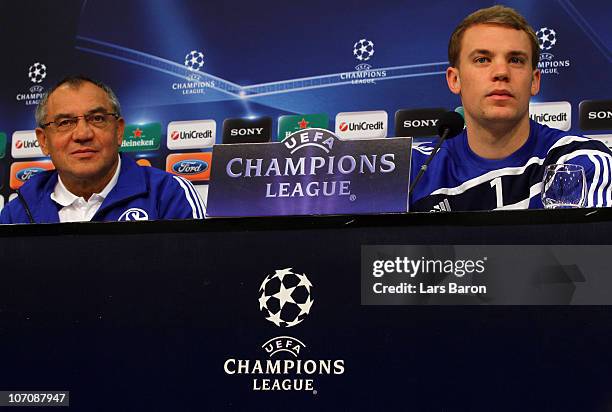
xmin=277 ymin=114 xmax=329 ymax=141
xmin=121 ymin=123 xmax=161 ymax=152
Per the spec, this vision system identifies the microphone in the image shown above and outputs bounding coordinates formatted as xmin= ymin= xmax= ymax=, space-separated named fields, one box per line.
xmin=437 ymin=110 xmax=465 ymax=139
xmin=16 ymin=189 xmax=35 ymax=223
xmin=408 ymin=111 xmax=464 ymax=195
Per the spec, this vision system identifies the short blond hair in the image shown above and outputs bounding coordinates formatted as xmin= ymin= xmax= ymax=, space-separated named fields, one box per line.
xmin=448 ymin=5 xmax=540 ymax=70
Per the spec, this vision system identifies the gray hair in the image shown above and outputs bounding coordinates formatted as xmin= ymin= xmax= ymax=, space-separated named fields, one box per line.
xmin=35 ymin=75 xmax=122 ymax=127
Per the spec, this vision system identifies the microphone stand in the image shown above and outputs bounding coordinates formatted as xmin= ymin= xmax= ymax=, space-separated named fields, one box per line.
xmin=408 ymin=127 xmax=451 ymax=195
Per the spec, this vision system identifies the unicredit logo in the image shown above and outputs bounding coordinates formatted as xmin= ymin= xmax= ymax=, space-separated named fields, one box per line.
xmin=171 ymin=130 xmax=213 ymax=140
xmin=13 ymin=138 xmax=42 ymax=150
xmin=343 ymin=121 xmax=385 ymax=131
xmin=335 ymin=111 xmax=388 ymax=140
xmin=11 ymin=130 xmax=44 ymax=158
xmin=230 ymin=128 xmax=264 ymax=136
xmin=166 ymin=120 xmax=216 ymax=150
xmin=529 ymin=101 xmax=571 ymax=131
xmin=530 ymin=112 xmax=568 ymax=122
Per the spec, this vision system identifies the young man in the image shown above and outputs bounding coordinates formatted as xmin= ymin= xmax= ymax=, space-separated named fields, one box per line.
xmin=0 ymin=76 xmax=206 ymax=223
xmin=410 ymin=5 xmax=612 ymax=211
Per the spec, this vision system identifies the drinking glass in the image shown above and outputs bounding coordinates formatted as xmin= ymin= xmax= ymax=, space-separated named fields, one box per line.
xmin=541 ymin=163 xmax=586 ymax=209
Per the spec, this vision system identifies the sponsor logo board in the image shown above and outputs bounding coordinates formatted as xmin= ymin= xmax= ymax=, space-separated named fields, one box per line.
xmin=579 ymin=100 xmax=612 ymax=131
xmin=394 ymin=108 xmax=447 ymax=137
xmin=222 ymin=117 xmax=272 ymax=144
xmin=11 ymin=130 xmax=44 ymax=158
xmin=529 ymin=101 xmax=571 ymax=131
xmin=277 ymin=114 xmax=329 ymax=141
xmin=335 ymin=110 xmax=387 ymax=139
xmin=0 ymin=132 xmax=6 ymax=159
xmin=166 ymin=152 xmax=212 ymax=182
xmin=167 ymin=119 xmax=216 ymax=150
xmin=121 ymin=123 xmax=161 ymax=152
xmin=10 ymin=160 xmax=54 ymax=190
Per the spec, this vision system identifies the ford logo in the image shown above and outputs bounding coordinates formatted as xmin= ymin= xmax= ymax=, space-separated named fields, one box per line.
xmin=16 ymin=167 xmax=45 ymax=182
xmin=173 ymin=159 xmax=208 ymax=175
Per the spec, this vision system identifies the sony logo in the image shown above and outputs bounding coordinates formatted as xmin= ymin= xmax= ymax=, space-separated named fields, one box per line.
xmin=588 ymin=111 xmax=612 ymax=120
xmin=230 ymin=127 xmax=264 ymax=136
xmin=403 ymin=119 xmax=439 ymax=128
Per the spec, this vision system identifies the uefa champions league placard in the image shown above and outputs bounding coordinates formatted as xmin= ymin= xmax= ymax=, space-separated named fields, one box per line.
xmin=206 ymin=129 xmax=412 ymax=217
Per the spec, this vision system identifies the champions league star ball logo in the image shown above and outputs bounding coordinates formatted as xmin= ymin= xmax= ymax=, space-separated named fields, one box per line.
xmin=28 ymin=62 xmax=47 ymax=84
xmin=223 ymin=269 xmax=344 ymax=392
xmin=353 ymin=38 xmax=374 ymax=62
xmin=535 ymin=27 xmax=568 ymax=75
xmin=258 ymin=268 xmax=314 ymax=328
xmin=343 ymin=38 xmax=386 ymax=82
xmin=16 ymin=63 xmax=46 ymax=105
xmin=184 ymin=50 xmax=205 ymax=71
xmin=536 ymin=27 xmax=557 ymax=51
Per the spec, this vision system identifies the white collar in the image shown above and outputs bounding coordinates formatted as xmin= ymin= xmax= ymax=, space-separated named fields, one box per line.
xmin=51 ymin=156 xmax=122 ymax=207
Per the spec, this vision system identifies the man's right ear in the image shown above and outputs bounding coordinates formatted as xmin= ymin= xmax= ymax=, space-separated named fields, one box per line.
xmin=35 ymin=128 xmax=50 ymax=156
xmin=446 ymin=67 xmax=461 ymax=95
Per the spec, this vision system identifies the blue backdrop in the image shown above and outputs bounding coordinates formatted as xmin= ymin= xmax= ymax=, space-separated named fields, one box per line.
xmin=0 ymin=0 xmax=610 ymax=208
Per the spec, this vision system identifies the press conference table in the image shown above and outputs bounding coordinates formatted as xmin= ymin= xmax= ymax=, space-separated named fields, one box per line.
xmin=1 ymin=209 xmax=611 ymax=411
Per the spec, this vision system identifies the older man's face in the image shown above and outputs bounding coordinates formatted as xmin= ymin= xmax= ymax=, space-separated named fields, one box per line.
xmin=36 ymin=82 xmax=124 ymax=188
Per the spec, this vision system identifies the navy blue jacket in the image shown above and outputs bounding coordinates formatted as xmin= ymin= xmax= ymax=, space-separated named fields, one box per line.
xmin=0 ymin=155 xmax=206 ymax=223
xmin=410 ymin=121 xmax=612 ymax=211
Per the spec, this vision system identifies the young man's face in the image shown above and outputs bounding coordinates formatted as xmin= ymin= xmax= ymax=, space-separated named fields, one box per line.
xmin=446 ymin=23 xmax=540 ymax=129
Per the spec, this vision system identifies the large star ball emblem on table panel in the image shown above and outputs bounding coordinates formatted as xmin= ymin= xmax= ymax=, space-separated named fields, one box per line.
xmin=258 ymin=268 xmax=314 ymax=328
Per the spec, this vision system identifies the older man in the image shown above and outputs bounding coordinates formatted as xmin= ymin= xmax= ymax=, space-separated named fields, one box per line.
xmin=410 ymin=5 xmax=612 ymax=211
xmin=0 ymin=76 xmax=205 ymax=223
